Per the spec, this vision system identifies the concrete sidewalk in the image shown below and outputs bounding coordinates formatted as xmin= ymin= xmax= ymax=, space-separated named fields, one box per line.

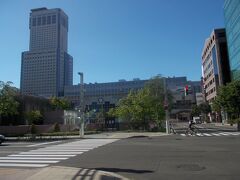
xmin=26 ymin=166 xmax=129 ymax=180
xmin=0 ymin=166 xmax=129 ymax=180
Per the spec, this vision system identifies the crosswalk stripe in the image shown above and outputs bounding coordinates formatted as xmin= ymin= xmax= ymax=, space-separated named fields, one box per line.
xmin=30 ymin=149 xmax=89 ymax=152
xmin=0 ymin=138 xmax=119 ymax=168
xmin=40 ymin=147 xmax=93 ymax=149
xmin=178 ymin=131 xmax=240 ymax=137
xmin=9 ymin=154 xmax=76 ymax=157
xmin=0 ymin=160 xmax=59 ymax=163
xmin=19 ymin=152 xmax=84 ymax=155
xmin=55 ymin=145 xmax=101 ymax=147
xmin=211 ymin=133 xmax=221 ymax=136
xmin=0 ymin=157 xmax=67 ymax=160
xmin=232 ymin=132 xmax=239 ymax=135
xmin=218 ymin=132 xmax=230 ymax=136
xmin=0 ymin=163 xmax=48 ymax=168
xmin=27 ymin=141 xmax=62 ymax=147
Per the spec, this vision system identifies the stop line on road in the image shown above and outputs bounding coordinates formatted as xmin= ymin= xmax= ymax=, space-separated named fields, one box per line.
xmin=0 ymin=138 xmax=118 ymax=168
xmin=179 ymin=131 xmax=240 ymax=137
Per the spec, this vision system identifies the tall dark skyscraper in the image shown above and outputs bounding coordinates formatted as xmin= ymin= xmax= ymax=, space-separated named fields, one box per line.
xmin=20 ymin=7 xmax=73 ymax=97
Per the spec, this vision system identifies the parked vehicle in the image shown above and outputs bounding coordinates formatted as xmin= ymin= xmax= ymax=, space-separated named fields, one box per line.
xmin=193 ymin=117 xmax=202 ymax=124
xmin=0 ymin=134 xmax=5 ymax=144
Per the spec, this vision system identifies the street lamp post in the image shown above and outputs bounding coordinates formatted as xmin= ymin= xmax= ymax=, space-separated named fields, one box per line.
xmin=78 ymin=72 xmax=84 ymax=137
xmin=98 ymin=98 xmax=104 ymax=130
xmin=164 ymin=77 xmax=170 ymax=134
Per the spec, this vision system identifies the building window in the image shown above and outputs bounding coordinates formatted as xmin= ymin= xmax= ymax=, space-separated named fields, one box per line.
xmin=52 ymin=15 xmax=56 ymax=24
xmin=47 ymin=16 xmax=51 ymax=24
xmin=42 ymin=16 xmax=46 ymax=25
xmin=37 ymin=17 xmax=41 ymax=26
xmin=32 ymin=18 xmax=36 ymax=26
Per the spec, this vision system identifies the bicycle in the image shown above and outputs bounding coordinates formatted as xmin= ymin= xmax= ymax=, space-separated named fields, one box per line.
xmin=185 ymin=125 xmax=200 ymax=136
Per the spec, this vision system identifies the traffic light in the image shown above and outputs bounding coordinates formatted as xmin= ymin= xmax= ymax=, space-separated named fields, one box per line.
xmin=184 ymin=85 xmax=189 ymax=96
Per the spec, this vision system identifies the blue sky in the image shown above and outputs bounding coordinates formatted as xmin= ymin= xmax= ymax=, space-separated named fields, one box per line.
xmin=0 ymin=0 xmax=225 ymax=88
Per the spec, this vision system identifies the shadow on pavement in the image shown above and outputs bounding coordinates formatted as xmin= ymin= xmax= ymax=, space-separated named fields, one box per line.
xmin=95 ymin=167 xmax=153 ymax=174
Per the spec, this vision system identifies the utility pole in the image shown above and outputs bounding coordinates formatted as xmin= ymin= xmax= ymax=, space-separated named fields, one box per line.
xmin=78 ymin=72 xmax=84 ymax=137
xmin=164 ymin=77 xmax=170 ymax=134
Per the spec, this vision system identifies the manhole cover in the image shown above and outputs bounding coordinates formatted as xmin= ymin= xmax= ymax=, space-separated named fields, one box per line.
xmin=177 ymin=164 xmax=206 ymax=171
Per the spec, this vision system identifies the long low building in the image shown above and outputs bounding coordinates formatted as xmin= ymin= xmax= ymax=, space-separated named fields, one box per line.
xmin=64 ymin=76 xmax=202 ymax=129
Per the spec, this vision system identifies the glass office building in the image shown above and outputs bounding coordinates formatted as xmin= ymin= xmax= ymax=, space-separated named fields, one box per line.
xmin=224 ymin=0 xmax=240 ymax=81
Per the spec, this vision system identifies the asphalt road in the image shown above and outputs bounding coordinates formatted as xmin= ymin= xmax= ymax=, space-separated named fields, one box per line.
xmin=56 ymin=134 xmax=240 ymax=180
xmin=0 ymin=125 xmax=240 ymax=180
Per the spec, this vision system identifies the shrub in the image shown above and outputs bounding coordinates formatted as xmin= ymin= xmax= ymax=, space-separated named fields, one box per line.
xmin=53 ymin=122 xmax=60 ymax=132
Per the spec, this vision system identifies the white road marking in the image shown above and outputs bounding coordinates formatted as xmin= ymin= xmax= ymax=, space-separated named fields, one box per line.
xmin=0 ymin=160 xmax=59 ymax=163
xmin=218 ymin=132 xmax=230 ymax=136
xmin=179 ymin=131 xmax=240 ymax=137
xmin=41 ymin=147 xmax=93 ymax=149
xmin=0 ymin=139 xmax=119 ymax=168
xmin=9 ymin=154 xmax=76 ymax=157
xmin=211 ymin=133 xmax=221 ymax=136
xmin=0 ymin=163 xmax=48 ymax=168
xmin=30 ymin=149 xmax=89 ymax=152
xmin=19 ymin=151 xmax=84 ymax=155
xmin=0 ymin=157 xmax=67 ymax=160
xmin=27 ymin=141 xmax=62 ymax=147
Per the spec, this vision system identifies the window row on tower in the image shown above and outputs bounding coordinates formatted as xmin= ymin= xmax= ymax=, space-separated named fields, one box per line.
xmin=31 ymin=14 xmax=57 ymax=27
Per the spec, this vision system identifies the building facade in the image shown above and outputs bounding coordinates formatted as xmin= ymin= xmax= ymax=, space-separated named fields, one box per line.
xmin=20 ymin=8 xmax=73 ymax=97
xmin=224 ymin=0 xmax=240 ymax=81
xmin=64 ymin=76 xmax=202 ymax=126
xmin=201 ymin=29 xmax=231 ymax=104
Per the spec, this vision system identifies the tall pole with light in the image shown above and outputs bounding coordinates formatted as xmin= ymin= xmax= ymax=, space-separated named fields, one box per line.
xmin=78 ymin=72 xmax=84 ymax=137
xmin=164 ymin=77 xmax=170 ymax=134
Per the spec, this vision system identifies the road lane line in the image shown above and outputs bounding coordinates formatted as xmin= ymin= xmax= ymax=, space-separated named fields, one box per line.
xmin=202 ymin=133 xmax=212 ymax=136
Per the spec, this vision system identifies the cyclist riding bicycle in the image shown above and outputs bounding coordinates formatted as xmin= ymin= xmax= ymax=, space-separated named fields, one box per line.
xmin=189 ymin=120 xmax=195 ymax=132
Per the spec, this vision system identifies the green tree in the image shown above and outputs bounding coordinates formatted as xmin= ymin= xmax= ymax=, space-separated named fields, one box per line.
xmin=113 ymin=77 xmax=171 ymax=130
xmin=191 ymin=105 xmax=200 ymax=117
xmin=25 ymin=110 xmax=43 ymax=125
xmin=53 ymin=122 xmax=60 ymax=132
xmin=197 ymin=102 xmax=211 ymax=122
xmin=0 ymin=81 xmax=19 ymax=123
xmin=50 ymin=97 xmax=71 ymax=110
xmin=213 ymin=80 xmax=240 ymax=128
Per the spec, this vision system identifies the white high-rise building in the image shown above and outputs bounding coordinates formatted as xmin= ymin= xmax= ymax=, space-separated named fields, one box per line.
xmin=20 ymin=7 xmax=73 ymax=97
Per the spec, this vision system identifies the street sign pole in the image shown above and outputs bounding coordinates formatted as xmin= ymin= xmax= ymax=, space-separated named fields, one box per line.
xmin=78 ymin=72 xmax=85 ymax=138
